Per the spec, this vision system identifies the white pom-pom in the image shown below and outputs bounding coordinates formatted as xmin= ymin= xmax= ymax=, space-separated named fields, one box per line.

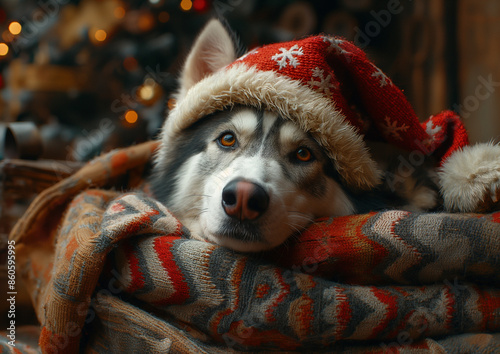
xmin=439 ymin=142 xmax=500 ymax=212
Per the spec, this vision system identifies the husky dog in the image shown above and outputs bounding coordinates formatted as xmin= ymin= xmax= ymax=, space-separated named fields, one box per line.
xmin=151 ymin=20 xmax=500 ymax=252
xmin=152 ymin=106 xmax=358 ymax=251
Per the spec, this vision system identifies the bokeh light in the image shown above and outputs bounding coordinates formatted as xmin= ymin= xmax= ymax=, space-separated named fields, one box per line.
xmin=193 ymin=0 xmax=208 ymax=12
xmin=123 ymin=57 xmax=138 ymax=71
xmin=124 ymin=110 xmax=138 ymax=124
xmin=8 ymin=21 xmax=22 ymax=35
xmin=94 ymin=29 xmax=107 ymax=42
xmin=180 ymin=0 xmax=193 ymax=11
xmin=158 ymin=11 xmax=170 ymax=23
xmin=139 ymin=85 xmax=155 ymax=101
xmin=114 ymin=6 xmax=126 ymax=19
xmin=0 ymin=43 xmax=9 ymax=56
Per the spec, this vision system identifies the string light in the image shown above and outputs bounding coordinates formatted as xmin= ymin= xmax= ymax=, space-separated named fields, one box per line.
xmin=124 ymin=110 xmax=138 ymax=124
xmin=193 ymin=0 xmax=208 ymax=12
xmin=114 ymin=6 xmax=126 ymax=19
xmin=123 ymin=57 xmax=138 ymax=71
xmin=2 ymin=31 xmax=14 ymax=42
xmin=158 ymin=11 xmax=170 ymax=23
xmin=0 ymin=43 xmax=9 ymax=56
xmin=138 ymin=13 xmax=155 ymax=32
xmin=8 ymin=21 xmax=22 ymax=35
xmin=180 ymin=0 xmax=193 ymax=11
xmin=138 ymin=85 xmax=155 ymax=101
xmin=94 ymin=29 xmax=107 ymax=42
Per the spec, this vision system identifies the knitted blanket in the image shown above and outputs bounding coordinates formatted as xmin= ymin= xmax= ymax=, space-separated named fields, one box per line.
xmin=6 ymin=141 xmax=500 ymax=353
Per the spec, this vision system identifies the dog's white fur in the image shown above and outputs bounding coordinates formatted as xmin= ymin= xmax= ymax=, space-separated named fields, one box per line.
xmin=193 ymin=109 xmax=354 ymax=252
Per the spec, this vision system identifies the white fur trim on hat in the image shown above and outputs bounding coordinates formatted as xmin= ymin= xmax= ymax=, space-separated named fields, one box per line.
xmin=159 ymin=63 xmax=382 ymax=190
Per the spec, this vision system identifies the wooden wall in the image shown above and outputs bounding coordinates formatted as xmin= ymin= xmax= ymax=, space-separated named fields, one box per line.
xmin=458 ymin=0 xmax=500 ymax=143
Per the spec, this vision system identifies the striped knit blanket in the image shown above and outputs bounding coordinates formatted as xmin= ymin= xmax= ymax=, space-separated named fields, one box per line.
xmin=6 ymin=141 xmax=500 ymax=353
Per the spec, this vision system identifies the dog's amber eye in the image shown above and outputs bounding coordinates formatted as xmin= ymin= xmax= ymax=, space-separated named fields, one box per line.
xmin=296 ymin=148 xmax=312 ymax=162
xmin=218 ymin=132 xmax=236 ymax=147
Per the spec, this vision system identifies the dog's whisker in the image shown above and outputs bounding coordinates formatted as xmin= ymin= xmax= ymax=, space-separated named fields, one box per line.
xmin=287 ymin=211 xmax=314 ymax=224
xmin=185 ymin=194 xmax=211 ymax=199
xmin=285 ymin=222 xmax=304 ymax=237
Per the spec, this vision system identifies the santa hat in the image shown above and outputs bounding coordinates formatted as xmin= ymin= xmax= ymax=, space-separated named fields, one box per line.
xmin=160 ymin=20 xmax=469 ymax=190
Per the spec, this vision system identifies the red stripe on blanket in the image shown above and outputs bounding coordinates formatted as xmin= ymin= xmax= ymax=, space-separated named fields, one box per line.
xmin=334 ymin=287 xmax=352 ymax=339
xmin=40 ymin=326 xmax=80 ymax=354
xmin=153 ymin=236 xmax=190 ymax=305
xmin=110 ymin=151 xmax=129 ymax=170
xmin=273 ymin=213 xmax=391 ymax=283
xmin=123 ymin=241 xmax=144 ymax=293
xmin=211 ymin=257 xmax=246 ymax=341
xmin=64 ymin=237 xmax=79 ymax=262
xmin=292 ymin=276 xmax=316 ymax=338
xmin=323 ymin=214 xmax=389 ymax=283
xmin=370 ymin=288 xmax=399 ymax=339
xmin=256 ymin=283 xmax=271 ymax=298
xmin=444 ymin=285 xmax=456 ymax=330
xmin=109 ymin=203 xmax=125 ymax=213
xmin=477 ymin=288 xmax=500 ymax=331
xmin=387 ymin=287 xmax=418 ymax=339
xmin=225 ymin=320 xmax=302 ymax=350
xmin=265 ymin=269 xmax=291 ymax=322
xmin=123 ymin=207 xmax=160 ymax=236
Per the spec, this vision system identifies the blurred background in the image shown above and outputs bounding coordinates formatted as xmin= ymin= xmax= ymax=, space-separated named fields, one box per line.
xmin=1 ymin=0 xmax=500 ymax=322
xmin=0 ymin=0 xmax=498 ymax=161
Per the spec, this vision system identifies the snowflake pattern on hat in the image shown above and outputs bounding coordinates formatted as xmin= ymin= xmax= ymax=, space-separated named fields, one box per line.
xmin=371 ymin=66 xmax=392 ymax=87
xmin=381 ymin=116 xmax=409 ymax=141
xmin=271 ymin=44 xmax=304 ymax=69
xmin=322 ymin=36 xmax=350 ymax=57
xmin=230 ymin=34 xmax=468 ymax=162
xmin=171 ymin=32 xmax=470 ymax=189
xmin=308 ymin=67 xmax=337 ymax=96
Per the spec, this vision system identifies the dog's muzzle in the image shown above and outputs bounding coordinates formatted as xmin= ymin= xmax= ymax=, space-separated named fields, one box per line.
xmin=221 ymin=178 xmax=269 ymax=221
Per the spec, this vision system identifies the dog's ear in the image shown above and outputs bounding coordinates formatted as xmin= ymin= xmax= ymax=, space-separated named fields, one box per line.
xmin=178 ymin=19 xmax=237 ymax=99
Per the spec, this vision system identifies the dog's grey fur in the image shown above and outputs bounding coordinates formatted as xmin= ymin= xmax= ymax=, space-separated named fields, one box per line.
xmin=152 ymin=106 xmax=356 ymax=251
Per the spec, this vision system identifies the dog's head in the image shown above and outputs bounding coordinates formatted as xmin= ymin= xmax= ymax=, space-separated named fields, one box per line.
xmin=151 ymin=20 xmax=377 ymax=252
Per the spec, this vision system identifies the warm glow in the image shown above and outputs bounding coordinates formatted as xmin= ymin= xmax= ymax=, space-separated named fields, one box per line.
xmin=158 ymin=11 xmax=170 ymax=23
xmin=94 ymin=29 xmax=107 ymax=42
xmin=114 ymin=6 xmax=126 ymax=19
xmin=123 ymin=57 xmax=138 ymax=71
xmin=139 ymin=85 xmax=155 ymax=101
xmin=0 ymin=43 xmax=9 ymax=56
xmin=2 ymin=31 xmax=14 ymax=42
xmin=144 ymin=78 xmax=156 ymax=86
xmin=193 ymin=0 xmax=208 ymax=11
xmin=125 ymin=110 xmax=138 ymax=124
xmin=138 ymin=13 xmax=155 ymax=32
xmin=180 ymin=0 xmax=192 ymax=11
xmin=8 ymin=21 xmax=22 ymax=35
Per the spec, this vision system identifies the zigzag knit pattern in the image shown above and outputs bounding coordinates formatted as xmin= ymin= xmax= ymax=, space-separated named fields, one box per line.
xmin=7 ymin=142 xmax=500 ymax=353
xmin=30 ymin=191 xmax=500 ymax=352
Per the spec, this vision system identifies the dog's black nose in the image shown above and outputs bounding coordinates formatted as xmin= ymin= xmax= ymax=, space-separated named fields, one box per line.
xmin=222 ymin=179 xmax=269 ymax=221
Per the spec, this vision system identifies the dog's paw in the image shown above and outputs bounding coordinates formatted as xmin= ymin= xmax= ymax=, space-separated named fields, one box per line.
xmin=439 ymin=143 xmax=500 ymax=212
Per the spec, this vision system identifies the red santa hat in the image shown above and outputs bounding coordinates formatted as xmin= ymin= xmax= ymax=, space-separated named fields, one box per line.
xmin=161 ymin=23 xmax=469 ymax=190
